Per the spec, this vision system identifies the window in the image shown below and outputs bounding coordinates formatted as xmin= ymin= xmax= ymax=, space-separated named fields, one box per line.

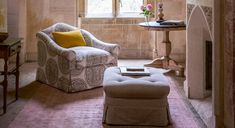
xmin=118 ymin=0 xmax=143 ymax=17
xmin=86 ymin=0 xmax=144 ymax=17
xmin=86 ymin=0 xmax=113 ymax=17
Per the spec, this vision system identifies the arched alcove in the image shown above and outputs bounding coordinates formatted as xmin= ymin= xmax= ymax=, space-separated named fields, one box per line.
xmin=185 ymin=5 xmax=212 ymax=98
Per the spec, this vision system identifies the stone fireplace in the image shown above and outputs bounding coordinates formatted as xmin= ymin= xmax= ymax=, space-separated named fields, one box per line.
xmin=184 ymin=5 xmax=213 ymax=99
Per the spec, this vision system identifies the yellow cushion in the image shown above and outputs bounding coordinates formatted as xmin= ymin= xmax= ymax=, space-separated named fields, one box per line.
xmin=52 ymin=30 xmax=86 ymax=48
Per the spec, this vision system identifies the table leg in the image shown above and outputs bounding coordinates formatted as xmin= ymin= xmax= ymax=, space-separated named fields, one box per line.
xmin=15 ymin=52 xmax=20 ymax=100
xmin=3 ymin=57 xmax=8 ymax=113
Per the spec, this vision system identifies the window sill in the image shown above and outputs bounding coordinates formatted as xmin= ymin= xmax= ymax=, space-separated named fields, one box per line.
xmin=85 ymin=13 xmax=114 ymax=18
xmin=84 ymin=16 xmax=145 ymax=19
xmin=79 ymin=17 xmax=145 ymax=25
xmin=85 ymin=13 xmax=146 ymax=19
xmin=117 ymin=13 xmax=144 ymax=18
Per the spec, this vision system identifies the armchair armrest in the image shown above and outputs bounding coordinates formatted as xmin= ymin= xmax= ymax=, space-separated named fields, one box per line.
xmin=36 ymin=32 xmax=76 ymax=61
xmin=81 ymin=29 xmax=120 ymax=57
xmin=93 ymin=39 xmax=120 ymax=57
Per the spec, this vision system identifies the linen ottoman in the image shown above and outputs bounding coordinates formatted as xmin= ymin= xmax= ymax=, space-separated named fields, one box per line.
xmin=102 ymin=67 xmax=170 ymax=127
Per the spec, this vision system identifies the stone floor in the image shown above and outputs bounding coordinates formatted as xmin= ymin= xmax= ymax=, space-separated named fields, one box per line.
xmin=0 ymin=60 xmax=212 ymax=127
xmin=189 ymin=96 xmax=212 ymax=127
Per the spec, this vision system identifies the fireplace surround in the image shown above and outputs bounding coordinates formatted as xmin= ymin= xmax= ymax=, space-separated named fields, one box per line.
xmin=184 ymin=5 xmax=213 ymax=99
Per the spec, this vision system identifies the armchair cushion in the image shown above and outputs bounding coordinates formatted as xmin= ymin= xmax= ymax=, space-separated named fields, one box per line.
xmin=52 ymin=30 xmax=86 ymax=48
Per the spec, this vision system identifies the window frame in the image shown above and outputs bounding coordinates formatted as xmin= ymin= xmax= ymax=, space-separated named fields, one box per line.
xmin=84 ymin=0 xmax=147 ymax=18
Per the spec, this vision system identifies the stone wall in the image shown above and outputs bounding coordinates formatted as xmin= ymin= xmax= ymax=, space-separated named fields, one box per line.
xmin=79 ymin=18 xmax=154 ymax=59
xmin=25 ymin=0 xmax=77 ymax=61
xmin=224 ymin=0 xmax=235 ymax=127
xmin=0 ymin=0 xmax=7 ymax=32
xmin=7 ymin=0 xmax=27 ymax=64
xmin=2 ymin=0 xmax=77 ymax=62
xmin=234 ymin=2 xmax=235 ymax=126
xmin=6 ymin=0 xmax=186 ymax=62
xmin=79 ymin=0 xmax=186 ymax=61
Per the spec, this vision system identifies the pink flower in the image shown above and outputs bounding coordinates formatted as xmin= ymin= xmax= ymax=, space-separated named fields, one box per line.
xmin=146 ymin=4 xmax=153 ymax=11
xmin=140 ymin=4 xmax=154 ymax=17
xmin=140 ymin=5 xmax=145 ymax=11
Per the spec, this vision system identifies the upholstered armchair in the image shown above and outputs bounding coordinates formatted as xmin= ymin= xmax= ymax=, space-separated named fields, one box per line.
xmin=36 ymin=23 xmax=120 ymax=92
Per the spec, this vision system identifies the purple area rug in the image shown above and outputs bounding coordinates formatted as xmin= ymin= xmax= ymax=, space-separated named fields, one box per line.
xmin=9 ymin=81 xmax=202 ymax=128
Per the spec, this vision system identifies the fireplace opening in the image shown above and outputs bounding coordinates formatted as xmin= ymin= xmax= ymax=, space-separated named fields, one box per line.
xmin=205 ymin=40 xmax=212 ymax=90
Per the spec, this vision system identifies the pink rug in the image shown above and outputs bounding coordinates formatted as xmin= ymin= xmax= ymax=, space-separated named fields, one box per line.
xmin=9 ymin=81 xmax=202 ymax=128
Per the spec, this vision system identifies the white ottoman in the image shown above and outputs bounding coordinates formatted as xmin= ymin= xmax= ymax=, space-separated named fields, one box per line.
xmin=102 ymin=67 xmax=170 ymax=127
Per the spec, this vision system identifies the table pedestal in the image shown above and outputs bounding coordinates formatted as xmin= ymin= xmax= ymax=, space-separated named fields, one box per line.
xmin=138 ymin=21 xmax=186 ymax=77
xmin=144 ymin=31 xmax=184 ymax=76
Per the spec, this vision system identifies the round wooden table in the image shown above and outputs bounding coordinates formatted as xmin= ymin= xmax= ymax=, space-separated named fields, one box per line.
xmin=139 ymin=21 xmax=186 ymax=76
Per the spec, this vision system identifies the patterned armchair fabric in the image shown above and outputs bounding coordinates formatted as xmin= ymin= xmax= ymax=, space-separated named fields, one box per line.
xmin=36 ymin=23 xmax=120 ymax=92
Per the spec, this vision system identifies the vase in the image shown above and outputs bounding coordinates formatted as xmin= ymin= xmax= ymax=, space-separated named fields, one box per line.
xmin=145 ymin=15 xmax=150 ymax=23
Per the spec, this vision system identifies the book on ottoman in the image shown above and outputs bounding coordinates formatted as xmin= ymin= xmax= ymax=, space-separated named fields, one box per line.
xmin=119 ymin=66 xmax=150 ymax=76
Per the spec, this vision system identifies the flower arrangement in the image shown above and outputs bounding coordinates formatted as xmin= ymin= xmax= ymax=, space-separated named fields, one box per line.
xmin=140 ymin=4 xmax=154 ymax=17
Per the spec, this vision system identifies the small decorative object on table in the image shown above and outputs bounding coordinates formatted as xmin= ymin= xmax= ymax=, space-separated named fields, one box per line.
xmin=156 ymin=1 xmax=165 ymax=23
xmin=140 ymin=4 xmax=154 ymax=23
xmin=0 ymin=32 xmax=8 ymax=42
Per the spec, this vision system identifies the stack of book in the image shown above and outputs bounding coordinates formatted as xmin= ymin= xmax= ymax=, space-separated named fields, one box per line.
xmin=119 ymin=67 xmax=150 ymax=76
xmin=160 ymin=20 xmax=185 ymax=26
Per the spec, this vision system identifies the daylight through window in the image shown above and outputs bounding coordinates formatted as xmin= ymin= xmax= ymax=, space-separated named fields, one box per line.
xmin=86 ymin=0 xmax=144 ymax=17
